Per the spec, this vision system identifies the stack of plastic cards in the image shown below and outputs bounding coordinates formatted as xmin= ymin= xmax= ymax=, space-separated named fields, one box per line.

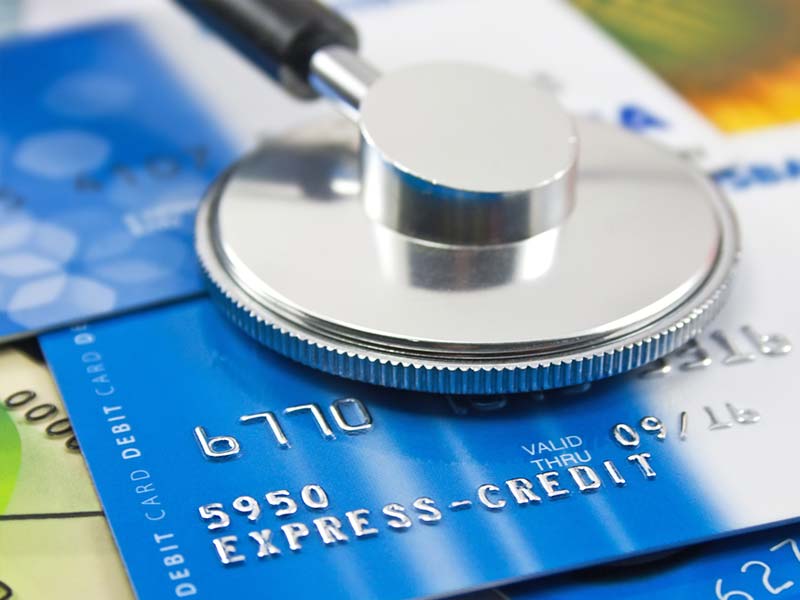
xmin=2 ymin=0 xmax=800 ymax=598
xmin=37 ymin=208 xmax=799 ymax=599
xmin=0 ymin=344 xmax=132 ymax=599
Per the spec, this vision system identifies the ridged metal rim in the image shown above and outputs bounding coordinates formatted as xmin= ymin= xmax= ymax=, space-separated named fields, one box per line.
xmin=196 ymin=157 xmax=739 ymax=395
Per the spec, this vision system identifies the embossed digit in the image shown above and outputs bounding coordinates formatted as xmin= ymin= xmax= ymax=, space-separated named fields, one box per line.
xmin=284 ymin=404 xmax=335 ymax=440
xmin=770 ymin=538 xmax=800 ymax=562
xmin=301 ymin=484 xmax=329 ymax=510
xmin=198 ymin=503 xmax=230 ymax=530
xmin=741 ymin=560 xmax=794 ymax=594
xmin=240 ymin=412 xmax=289 ymax=448
xmin=715 ymin=579 xmax=754 ymax=600
xmin=24 ymin=403 xmax=57 ymax=422
xmin=677 ymin=338 xmax=712 ymax=370
xmin=232 ymin=496 xmax=262 ymax=521
xmin=265 ymin=490 xmax=298 ymax=517
xmin=742 ymin=326 xmax=792 ymax=356
xmin=640 ymin=416 xmax=666 ymax=440
xmin=611 ymin=423 xmax=640 ymax=448
xmin=710 ymin=330 xmax=755 ymax=365
xmin=704 ymin=406 xmax=733 ymax=430
xmin=330 ymin=398 xmax=373 ymax=433
xmin=45 ymin=418 xmax=72 ymax=437
xmin=727 ymin=403 xmax=760 ymax=425
xmin=4 ymin=390 xmax=36 ymax=408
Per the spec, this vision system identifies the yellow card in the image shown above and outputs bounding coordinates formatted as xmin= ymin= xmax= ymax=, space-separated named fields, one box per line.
xmin=0 ymin=344 xmax=133 ymax=599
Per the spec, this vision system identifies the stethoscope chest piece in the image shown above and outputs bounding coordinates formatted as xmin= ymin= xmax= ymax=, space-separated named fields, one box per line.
xmin=191 ymin=2 xmax=738 ymax=395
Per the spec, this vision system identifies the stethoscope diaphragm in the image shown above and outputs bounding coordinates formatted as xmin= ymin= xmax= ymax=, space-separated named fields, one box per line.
xmin=185 ymin=0 xmax=739 ymax=394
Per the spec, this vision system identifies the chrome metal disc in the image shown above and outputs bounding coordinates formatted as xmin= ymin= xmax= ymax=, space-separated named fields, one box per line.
xmin=196 ymin=116 xmax=738 ymax=394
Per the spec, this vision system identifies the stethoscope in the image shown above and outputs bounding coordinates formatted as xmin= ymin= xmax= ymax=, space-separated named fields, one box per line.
xmin=179 ymin=0 xmax=738 ymax=395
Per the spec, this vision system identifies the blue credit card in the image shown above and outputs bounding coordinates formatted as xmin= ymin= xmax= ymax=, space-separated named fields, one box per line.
xmin=498 ymin=521 xmax=800 ymax=600
xmin=0 ymin=22 xmax=235 ymax=341
xmin=39 ymin=290 xmax=800 ymax=599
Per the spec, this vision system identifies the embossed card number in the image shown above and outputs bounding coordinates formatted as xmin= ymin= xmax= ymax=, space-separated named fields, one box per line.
xmin=4 ymin=389 xmax=78 ymax=450
xmin=716 ymin=538 xmax=800 ymax=599
xmin=194 ymin=398 xmax=372 ymax=457
xmin=195 ymin=460 xmax=662 ymax=567
xmin=185 ymin=327 xmax=792 ymax=568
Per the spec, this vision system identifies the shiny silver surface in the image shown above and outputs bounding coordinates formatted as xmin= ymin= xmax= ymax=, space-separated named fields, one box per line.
xmin=359 ymin=63 xmax=578 ymax=245
xmin=309 ymin=46 xmax=379 ymax=121
xmin=310 ymin=57 xmax=580 ymax=245
xmin=196 ymin=115 xmax=738 ymax=393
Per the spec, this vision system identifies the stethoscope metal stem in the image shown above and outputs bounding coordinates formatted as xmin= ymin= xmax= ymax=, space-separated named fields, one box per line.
xmin=309 ymin=46 xmax=380 ymax=120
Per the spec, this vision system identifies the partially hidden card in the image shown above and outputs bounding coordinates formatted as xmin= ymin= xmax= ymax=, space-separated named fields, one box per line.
xmin=479 ymin=520 xmax=800 ymax=600
xmin=0 ymin=344 xmax=133 ymax=599
xmin=0 ymin=21 xmax=235 ymax=342
xmin=569 ymin=0 xmax=800 ymax=134
xmin=566 ymin=0 xmax=800 ymax=176
xmin=39 ymin=180 xmax=800 ymax=599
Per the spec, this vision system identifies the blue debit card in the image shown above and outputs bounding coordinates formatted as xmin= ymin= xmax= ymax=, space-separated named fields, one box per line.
xmin=0 ymin=22 xmax=235 ymax=340
xmin=39 ymin=285 xmax=800 ymax=599
xmin=496 ymin=521 xmax=800 ymax=600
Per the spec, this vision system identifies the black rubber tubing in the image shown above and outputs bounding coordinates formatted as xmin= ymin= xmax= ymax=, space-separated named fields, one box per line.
xmin=176 ymin=0 xmax=359 ymax=97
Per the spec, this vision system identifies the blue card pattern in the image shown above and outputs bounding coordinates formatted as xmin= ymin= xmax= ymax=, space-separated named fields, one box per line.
xmin=0 ymin=22 xmax=235 ymax=339
xmin=503 ymin=520 xmax=800 ymax=600
xmin=40 ymin=298 xmax=791 ymax=600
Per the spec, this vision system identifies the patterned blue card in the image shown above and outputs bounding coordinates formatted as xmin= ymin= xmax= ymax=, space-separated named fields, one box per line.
xmin=40 ymin=295 xmax=800 ymax=600
xmin=501 ymin=520 xmax=800 ymax=600
xmin=0 ymin=22 xmax=235 ymax=340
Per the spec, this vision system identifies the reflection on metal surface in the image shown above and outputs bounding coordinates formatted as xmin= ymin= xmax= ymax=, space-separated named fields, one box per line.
xmin=372 ymin=226 xmax=560 ymax=291
xmin=359 ymin=63 xmax=578 ymax=245
xmin=198 ymin=113 xmax=738 ymax=393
